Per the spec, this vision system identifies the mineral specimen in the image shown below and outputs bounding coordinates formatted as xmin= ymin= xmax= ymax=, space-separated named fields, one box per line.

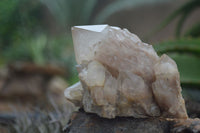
xmin=65 ymin=25 xmax=188 ymax=119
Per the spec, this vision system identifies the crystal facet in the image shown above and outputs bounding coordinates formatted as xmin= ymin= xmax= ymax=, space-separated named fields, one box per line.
xmin=65 ymin=25 xmax=188 ymax=119
xmin=64 ymin=81 xmax=83 ymax=106
xmin=152 ymin=54 xmax=187 ymax=118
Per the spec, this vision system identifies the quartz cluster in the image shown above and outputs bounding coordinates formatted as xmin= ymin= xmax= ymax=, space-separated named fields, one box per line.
xmin=64 ymin=25 xmax=188 ymax=119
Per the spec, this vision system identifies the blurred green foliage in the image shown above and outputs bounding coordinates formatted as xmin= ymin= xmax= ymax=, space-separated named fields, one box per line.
xmin=154 ymin=0 xmax=200 ymax=88
xmin=39 ymin=0 xmax=98 ymax=27
xmin=154 ymin=39 xmax=200 ymax=86
xmin=0 ymin=0 xmax=44 ymax=48
xmin=0 ymin=0 xmax=47 ymax=65
xmin=0 ymin=0 xmax=79 ymax=84
xmin=40 ymin=0 xmax=168 ymax=28
xmin=155 ymin=0 xmax=200 ymax=38
xmin=0 ymin=0 xmax=168 ymax=85
xmin=0 ymin=0 xmax=200 ymax=87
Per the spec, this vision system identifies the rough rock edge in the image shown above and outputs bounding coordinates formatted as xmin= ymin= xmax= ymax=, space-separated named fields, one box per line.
xmin=64 ymin=110 xmax=200 ymax=133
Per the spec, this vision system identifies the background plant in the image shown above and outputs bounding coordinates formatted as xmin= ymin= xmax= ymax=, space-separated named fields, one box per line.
xmin=0 ymin=0 xmax=169 ymax=85
xmin=153 ymin=0 xmax=200 ymax=97
xmin=154 ymin=0 xmax=200 ymax=38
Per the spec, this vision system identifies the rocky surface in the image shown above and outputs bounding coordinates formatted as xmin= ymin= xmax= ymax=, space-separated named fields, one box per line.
xmin=64 ymin=110 xmax=171 ymax=133
xmin=172 ymin=118 xmax=200 ymax=133
xmin=64 ymin=110 xmax=200 ymax=133
xmin=65 ymin=25 xmax=187 ymax=119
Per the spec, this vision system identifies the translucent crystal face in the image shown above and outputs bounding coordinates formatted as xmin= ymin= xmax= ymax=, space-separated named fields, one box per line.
xmin=64 ymin=81 xmax=83 ymax=106
xmin=72 ymin=25 xmax=109 ymax=64
xmin=66 ymin=25 xmax=188 ymax=119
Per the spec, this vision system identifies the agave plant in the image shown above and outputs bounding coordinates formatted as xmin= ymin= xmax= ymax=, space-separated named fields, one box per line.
xmin=151 ymin=0 xmax=200 ymax=90
xmin=155 ymin=0 xmax=200 ymax=38
xmin=40 ymin=0 xmax=169 ymax=27
xmin=39 ymin=0 xmax=98 ymax=28
xmin=154 ymin=38 xmax=200 ymax=89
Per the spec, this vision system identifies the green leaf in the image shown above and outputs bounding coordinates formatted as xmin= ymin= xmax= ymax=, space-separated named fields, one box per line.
xmin=175 ymin=11 xmax=189 ymax=38
xmin=151 ymin=0 xmax=200 ymax=38
xmin=168 ymin=53 xmax=200 ymax=85
xmin=80 ymin=0 xmax=98 ymax=24
xmin=154 ymin=38 xmax=200 ymax=86
xmin=39 ymin=0 xmax=98 ymax=27
xmin=184 ymin=22 xmax=200 ymax=37
xmin=153 ymin=38 xmax=200 ymax=56
xmin=39 ymin=0 xmax=68 ymax=26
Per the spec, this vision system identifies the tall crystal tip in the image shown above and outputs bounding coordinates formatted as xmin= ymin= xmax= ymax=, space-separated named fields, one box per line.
xmin=72 ymin=24 xmax=108 ymax=32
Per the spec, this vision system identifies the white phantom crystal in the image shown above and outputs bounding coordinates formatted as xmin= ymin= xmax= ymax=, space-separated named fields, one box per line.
xmin=65 ymin=25 xmax=188 ymax=119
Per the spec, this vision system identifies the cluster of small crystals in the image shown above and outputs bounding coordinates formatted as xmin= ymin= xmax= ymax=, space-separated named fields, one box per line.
xmin=64 ymin=25 xmax=188 ymax=119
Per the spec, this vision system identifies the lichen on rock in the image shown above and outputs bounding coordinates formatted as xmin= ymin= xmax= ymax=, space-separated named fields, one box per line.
xmin=65 ymin=25 xmax=188 ymax=119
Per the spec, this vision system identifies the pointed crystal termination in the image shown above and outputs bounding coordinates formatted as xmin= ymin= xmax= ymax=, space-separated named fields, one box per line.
xmin=65 ymin=25 xmax=188 ymax=119
xmin=72 ymin=25 xmax=109 ymax=64
xmin=152 ymin=54 xmax=188 ymax=118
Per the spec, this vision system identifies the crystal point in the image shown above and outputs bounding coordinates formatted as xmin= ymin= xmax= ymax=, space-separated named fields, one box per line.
xmin=72 ymin=25 xmax=109 ymax=64
xmin=73 ymin=25 xmax=108 ymax=32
